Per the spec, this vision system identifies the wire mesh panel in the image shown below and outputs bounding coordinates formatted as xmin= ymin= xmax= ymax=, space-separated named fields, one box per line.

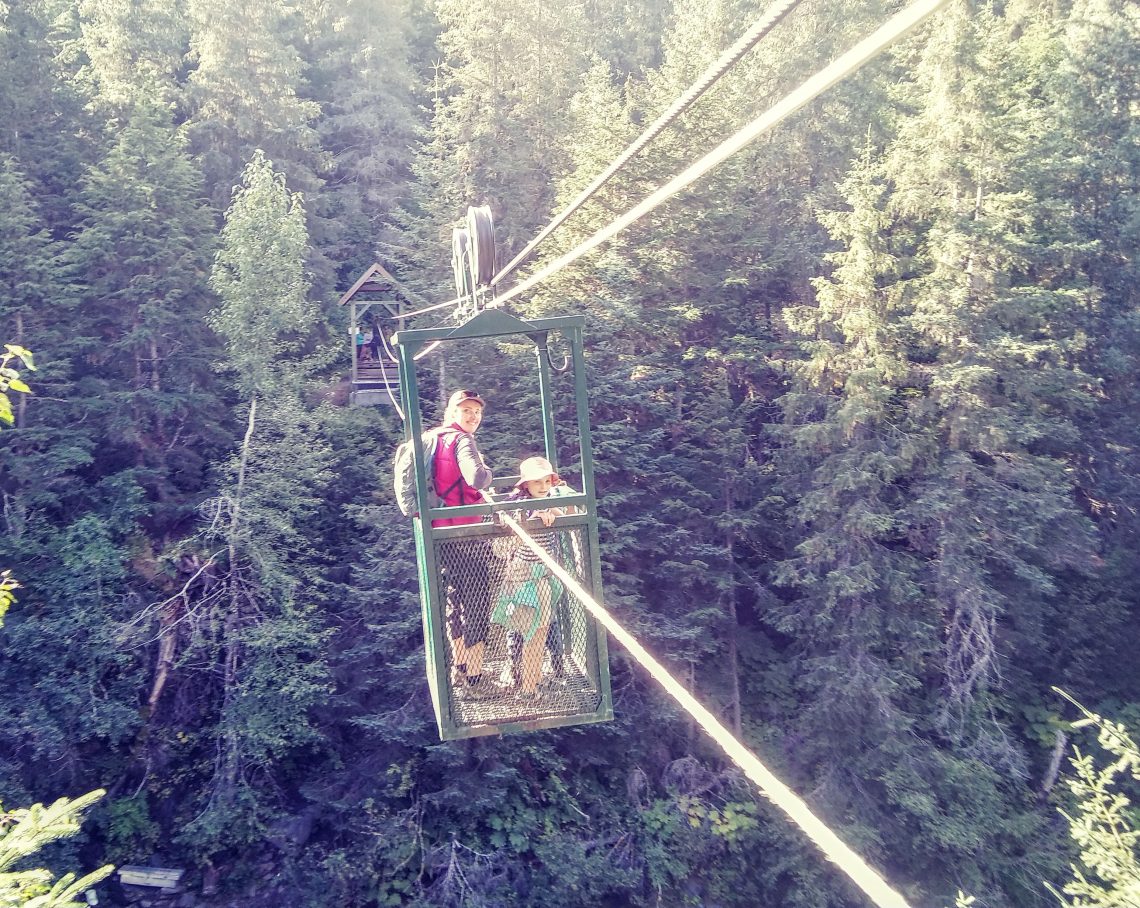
xmin=432 ymin=523 xmax=608 ymax=737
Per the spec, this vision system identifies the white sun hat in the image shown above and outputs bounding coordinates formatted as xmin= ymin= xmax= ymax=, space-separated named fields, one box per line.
xmin=515 ymin=456 xmax=560 ymax=487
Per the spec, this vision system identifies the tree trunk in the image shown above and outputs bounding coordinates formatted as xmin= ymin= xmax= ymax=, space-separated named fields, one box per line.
xmin=14 ymin=311 xmax=26 ymax=429
xmin=1039 ymin=727 xmax=1070 ymax=801
xmin=723 ymin=472 xmax=742 ymax=738
xmin=219 ymin=394 xmax=258 ymax=796
xmin=133 ymin=314 xmax=146 ymax=467
xmin=149 ymin=336 xmax=165 ymax=442
xmin=146 ymin=602 xmax=181 ymax=713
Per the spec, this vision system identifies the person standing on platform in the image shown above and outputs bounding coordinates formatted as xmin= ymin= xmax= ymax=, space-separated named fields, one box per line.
xmin=432 ymin=389 xmax=494 ymax=696
xmin=369 ymin=317 xmax=382 ymax=362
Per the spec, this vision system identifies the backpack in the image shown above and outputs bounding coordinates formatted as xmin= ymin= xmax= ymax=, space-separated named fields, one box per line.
xmin=393 ymin=428 xmax=462 ymax=517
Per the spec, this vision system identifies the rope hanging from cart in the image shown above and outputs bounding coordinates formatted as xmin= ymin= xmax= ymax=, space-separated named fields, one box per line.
xmin=494 ymin=499 xmax=913 ymax=908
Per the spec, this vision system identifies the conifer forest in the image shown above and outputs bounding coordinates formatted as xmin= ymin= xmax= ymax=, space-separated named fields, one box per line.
xmin=1 ymin=0 xmax=1139 ymax=905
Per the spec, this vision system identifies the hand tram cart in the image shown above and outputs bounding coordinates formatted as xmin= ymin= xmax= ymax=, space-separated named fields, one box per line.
xmin=392 ymin=308 xmax=613 ymax=740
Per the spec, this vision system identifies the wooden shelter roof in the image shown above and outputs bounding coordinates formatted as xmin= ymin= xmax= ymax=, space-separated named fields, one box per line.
xmin=337 ymin=262 xmax=414 ymax=307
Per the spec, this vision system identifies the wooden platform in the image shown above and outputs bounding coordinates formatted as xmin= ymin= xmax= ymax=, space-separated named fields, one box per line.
xmin=355 ymin=360 xmax=399 ymax=386
xmin=353 ymin=360 xmax=400 ymax=407
xmin=118 ymin=866 xmax=184 ymax=891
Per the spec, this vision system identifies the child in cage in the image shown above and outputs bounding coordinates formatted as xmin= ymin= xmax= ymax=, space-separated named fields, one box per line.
xmin=491 ymin=456 xmax=577 ymax=698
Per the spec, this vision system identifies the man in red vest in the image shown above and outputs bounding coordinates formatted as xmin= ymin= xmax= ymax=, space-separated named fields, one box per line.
xmin=434 ymin=389 xmax=494 ymax=696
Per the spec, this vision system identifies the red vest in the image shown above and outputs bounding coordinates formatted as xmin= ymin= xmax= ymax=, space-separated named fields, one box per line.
xmin=432 ymin=425 xmax=481 ymax=528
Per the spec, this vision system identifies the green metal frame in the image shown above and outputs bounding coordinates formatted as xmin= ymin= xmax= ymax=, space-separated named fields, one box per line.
xmin=392 ymin=309 xmax=613 ymax=740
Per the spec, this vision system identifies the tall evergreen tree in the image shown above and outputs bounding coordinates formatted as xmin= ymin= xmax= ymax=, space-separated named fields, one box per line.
xmin=0 ymin=152 xmax=149 ymax=812
xmin=884 ymin=1 xmax=1097 ymax=727
xmin=182 ymin=0 xmax=322 ymax=212
xmin=305 ymin=0 xmax=421 ymax=280
xmin=394 ymin=0 xmax=593 ymax=293
xmin=776 ymin=2 xmax=1103 ymax=901
xmin=0 ymin=0 xmax=93 ymax=232
xmin=62 ymin=97 xmax=225 ymax=530
xmin=73 ymin=0 xmax=189 ymax=111
xmin=1034 ymin=0 xmax=1140 ymax=705
xmin=0 ymin=155 xmax=84 ymax=582
xmin=0 ymin=156 xmax=55 ymax=431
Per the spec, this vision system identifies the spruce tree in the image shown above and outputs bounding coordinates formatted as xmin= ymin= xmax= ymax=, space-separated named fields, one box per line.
xmin=0 ymin=790 xmax=112 ymax=907
xmin=305 ymin=0 xmax=421 ymax=279
xmin=1047 ymin=698 xmax=1140 ymax=906
xmin=0 ymin=157 xmax=53 ymax=431
xmin=62 ymin=97 xmax=225 ymax=530
xmin=883 ymin=1 xmax=1097 ymax=727
xmin=0 ymin=1 xmax=92 ymax=233
xmin=183 ymin=0 xmax=322 ymax=212
xmin=1035 ymin=0 xmax=1140 ymax=705
xmin=73 ymin=0 xmax=188 ymax=111
xmin=0 ymin=149 xmax=148 ymax=808
xmin=776 ymin=2 xmax=1103 ymax=901
xmin=405 ymin=0 xmax=592 ymax=264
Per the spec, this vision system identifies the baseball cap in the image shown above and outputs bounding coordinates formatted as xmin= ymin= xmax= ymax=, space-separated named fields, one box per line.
xmin=447 ymin=389 xmax=486 ymax=409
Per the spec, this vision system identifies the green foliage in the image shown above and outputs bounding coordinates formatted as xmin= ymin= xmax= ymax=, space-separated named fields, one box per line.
xmin=0 ymin=344 xmax=33 ymax=428
xmin=0 ymin=571 xmax=15 ymax=628
xmin=173 ymin=148 xmax=333 ymax=864
xmin=73 ymin=0 xmax=188 ymax=111
xmin=1047 ymin=693 xmax=1140 ymax=906
xmin=183 ymin=0 xmax=322 ymax=212
xmin=306 ymin=0 xmax=420 ymax=274
xmin=0 ymin=5 xmax=92 ymax=232
xmin=2 ymin=350 xmax=38 ymax=801
xmin=766 ymin=3 xmax=1135 ymax=903
xmin=61 ymin=96 xmax=225 ymax=527
xmin=0 ymin=789 xmax=113 ymax=908
xmin=208 ymin=150 xmax=312 ymax=397
xmin=0 ymin=1 xmax=1137 ymax=906
xmin=98 ymin=796 xmax=158 ymax=864
xmin=0 ymin=156 xmax=46 ymax=431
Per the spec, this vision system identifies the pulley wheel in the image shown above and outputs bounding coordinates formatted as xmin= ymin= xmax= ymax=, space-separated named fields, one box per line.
xmin=466 ymin=205 xmax=496 ymax=287
xmin=452 ymin=227 xmax=473 ymax=300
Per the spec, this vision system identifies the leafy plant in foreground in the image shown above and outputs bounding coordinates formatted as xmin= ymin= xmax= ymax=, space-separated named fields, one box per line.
xmin=1047 ymin=691 xmax=1140 ymax=907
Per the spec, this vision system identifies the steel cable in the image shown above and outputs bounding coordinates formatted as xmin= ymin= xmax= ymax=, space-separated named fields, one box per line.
xmin=490 ymin=0 xmax=805 ymax=289
xmin=378 ymin=297 xmax=459 ymax=321
xmin=492 ymin=0 xmax=952 ymax=311
xmin=377 ymin=323 xmax=406 ymax=418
